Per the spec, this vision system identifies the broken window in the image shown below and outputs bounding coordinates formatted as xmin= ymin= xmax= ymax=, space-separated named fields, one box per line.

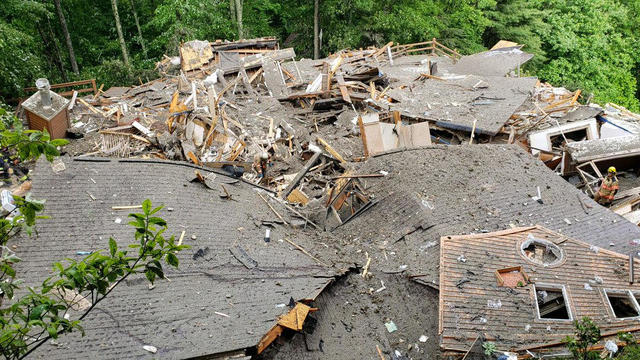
xmin=605 ymin=290 xmax=640 ymax=319
xmin=520 ymin=235 xmax=563 ymax=267
xmin=550 ymin=128 xmax=588 ymax=148
xmin=534 ymin=284 xmax=572 ymax=320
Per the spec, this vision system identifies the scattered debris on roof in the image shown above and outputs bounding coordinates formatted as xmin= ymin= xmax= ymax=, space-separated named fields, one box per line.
xmin=8 ymin=36 xmax=640 ymax=359
xmin=440 ymin=226 xmax=640 ymax=357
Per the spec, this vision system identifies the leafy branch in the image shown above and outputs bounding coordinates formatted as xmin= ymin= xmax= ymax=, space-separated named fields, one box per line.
xmin=0 ymin=106 xmax=68 ymax=163
xmin=0 ymin=199 xmax=188 ymax=359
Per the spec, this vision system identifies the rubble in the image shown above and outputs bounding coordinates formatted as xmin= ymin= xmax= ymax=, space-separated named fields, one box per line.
xmin=9 ymin=36 xmax=640 ymax=359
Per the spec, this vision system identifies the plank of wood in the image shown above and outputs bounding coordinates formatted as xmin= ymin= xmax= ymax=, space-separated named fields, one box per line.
xmin=258 ymin=192 xmax=289 ymax=225
xmin=93 ymin=83 xmax=104 ymax=100
xmin=285 ymin=238 xmax=328 ymax=266
xmin=287 ymin=188 xmax=309 ymax=206
xmin=281 ymin=151 xmax=322 ymax=199
xmin=111 ymin=205 xmax=143 ymax=210
xmin=78 ymin=98 xmax=105 ymax=117
xmin=317 ymin=137 xmax=346 ymax=163
xmin=468 ymin=119 xmax=477 ymax=145
xmin=68 ymin=91 xmax=78 ymax=110
xmin=358 ymin=115 xmax=369 ymax=157
xmin=335 ymin=75 xmax=352 ymax=103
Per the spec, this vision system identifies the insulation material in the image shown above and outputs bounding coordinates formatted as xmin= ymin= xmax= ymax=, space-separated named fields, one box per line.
xmin=180 ymin=40 xmax=214 ymax=72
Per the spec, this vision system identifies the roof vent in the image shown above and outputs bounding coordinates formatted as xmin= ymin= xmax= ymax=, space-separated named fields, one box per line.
xmin=520 ymin=234 xmax=564 ymax=267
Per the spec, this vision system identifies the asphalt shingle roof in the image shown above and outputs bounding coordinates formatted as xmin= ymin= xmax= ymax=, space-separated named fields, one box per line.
xmin=332 ymin=145 xmax=640 ymax=286
xmin=13 ymin=157 xmax=334 ymax=359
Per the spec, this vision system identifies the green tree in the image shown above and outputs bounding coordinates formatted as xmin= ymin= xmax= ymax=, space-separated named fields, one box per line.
xmin=564 ymin=317 xmax=601 ymax=360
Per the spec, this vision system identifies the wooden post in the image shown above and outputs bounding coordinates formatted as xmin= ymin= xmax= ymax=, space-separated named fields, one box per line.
xmin=358 ymin=115 xmax=369 ymax=158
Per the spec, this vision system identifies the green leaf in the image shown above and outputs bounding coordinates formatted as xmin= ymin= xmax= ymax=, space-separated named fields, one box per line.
xmin=147 ymin=217 xmax=166 ymax=226
xmin=109 ymin=238 xmax=117 ymax=257
xmin=47 ymin=325 xmax=58 ymax=338
xmin=145 ymin=270 xmax=156 ymax=283
xmin=141 ymin=199 xmax=151 ymax=215
xmin=30 ymin=304 xmax=47 ymax=320
xmin=166 ymin=253 xmax=179 ymax=267
xmin=50 ymin=139 xmax=69 ymax=147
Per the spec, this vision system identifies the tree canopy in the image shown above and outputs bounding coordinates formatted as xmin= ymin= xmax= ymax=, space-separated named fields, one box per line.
xmin=0 ymin=0 xmax=638 ymax=110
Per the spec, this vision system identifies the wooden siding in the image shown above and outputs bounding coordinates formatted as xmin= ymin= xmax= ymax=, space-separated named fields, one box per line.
xmin=439 ymin=226 xmax=640 ymax=354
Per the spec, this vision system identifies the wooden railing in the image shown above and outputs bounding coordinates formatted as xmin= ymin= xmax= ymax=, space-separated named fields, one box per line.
xmin=23 ymin=79 xmax=97 ymax=98
xmin=390 ymin=38 xmax=461 ymax=62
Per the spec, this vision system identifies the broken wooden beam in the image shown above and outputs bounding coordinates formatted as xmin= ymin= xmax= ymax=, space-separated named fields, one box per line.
xmin=281 ymin=151 xmax=322 ymax=199
xmin=316 ymin=137 xmax=346 ymax=163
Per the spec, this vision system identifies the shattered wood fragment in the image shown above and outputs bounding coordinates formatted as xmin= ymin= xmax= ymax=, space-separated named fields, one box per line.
xmin=111 ymin=205 xmax=143 ymax=210
xmin=187 ymin=152 xmax=201 ymax=166
xmin=335 ymin=74 xmax=352 ymax=103
xmin=258 ymin=192 xmax=288 ymax=225
xmin=286 ymin=188 xmax=309 ymax=206
xmin=256 ymin=325 xmax=284 ymax=354
xmin=229 ymin=245 xmax=257 ymax=269
xmin=78 ymin=98 xmax=105 ymax=117
xmin=285 ymin=239 xmax=328 ymax=266
xmin=316 ymin=137 xmax=346 ymax=163
xmin=281 ymin=151 xmax=322 ymax=199
xmin=277 ymin=302 xmax=317 ymax=331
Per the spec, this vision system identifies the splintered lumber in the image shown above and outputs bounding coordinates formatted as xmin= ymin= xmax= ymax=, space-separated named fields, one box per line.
xmin=358 ymin=116 xmax=369 ymax=157
xmin=78 ymin=98 xmax=105 ymax=117
xmin=68 ymin=91 xmax=78 ymax=110
xmin=257 ymin=192 xmax=289 ymax=225
xmin=469 ymin=119 xmax=477 ymax=145
xmin=282 ymin=202 xmax=320 ymax=230
xmin=570 ymin=89 xmax=581 ymax=106
xmin=285 ymin=238 xmax=328 ymax=266
xmin=286 ymin=188 xmax=309 ymax=205
xmin=257 ymin=325 xmax=284 ymax=354
xmin=335 ymin=74 xmax=352 ymax=103
xmin=316 ymin=137 xmax=346 ymax=163
xmin=277 ymin=302 xmax=317 ymax=331
xmin=111 ymin=205 xmax=143 ymax=210
xmin=281 ymin=151 xmax=322 ymax=199
xmin=376 ymin=345 xmax=385 ymax=360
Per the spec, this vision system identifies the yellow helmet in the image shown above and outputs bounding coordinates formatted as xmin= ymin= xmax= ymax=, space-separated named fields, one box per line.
xmin=608 ymin=166 xmax=616 ymax=173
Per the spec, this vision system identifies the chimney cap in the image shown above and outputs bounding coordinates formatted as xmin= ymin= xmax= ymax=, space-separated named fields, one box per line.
xmin=35 ymin=78 xmax=51 ymax=90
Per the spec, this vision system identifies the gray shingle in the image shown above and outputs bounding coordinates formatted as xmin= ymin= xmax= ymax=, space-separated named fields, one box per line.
xmin=13 ymin=157 xmax=334 ymax=359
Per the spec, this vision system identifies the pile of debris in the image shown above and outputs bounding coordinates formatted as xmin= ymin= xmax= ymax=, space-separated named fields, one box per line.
xmin=19 ymin=35 xmax=638 ymax=225
xmin=12 ymin=35 xmax=640 ymax=359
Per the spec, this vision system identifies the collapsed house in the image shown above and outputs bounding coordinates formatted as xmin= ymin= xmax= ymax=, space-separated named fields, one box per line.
xmin=10 ymin=35 xmax=640 ymax=359
xmin=254 ymin=145 xmax=640 ymax=359
xmin=440 ymin=226 xmax=640 ymax=358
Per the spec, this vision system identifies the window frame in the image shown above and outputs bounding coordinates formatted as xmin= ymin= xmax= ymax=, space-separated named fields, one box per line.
xmin=532 ymin=283 xmax=573 ymax=322
xmin=603 ymin=289 xmax=640 ymax=320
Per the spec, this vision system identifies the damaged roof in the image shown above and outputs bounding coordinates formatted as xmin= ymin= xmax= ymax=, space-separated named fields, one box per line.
xmin=439 ymin=226 xmax=640 ymax=356
xmin=566 ymin=135 xmax=640 ymax=163
xmin=14 ymin=157 xmax=335 ymax=359
xmin=385 ymin=75 xmax=538 ymax=136
xmin=331 ymin=145 xmax=640 ymax=287
xmin=439 ymin=46 xmax=534 ymax=77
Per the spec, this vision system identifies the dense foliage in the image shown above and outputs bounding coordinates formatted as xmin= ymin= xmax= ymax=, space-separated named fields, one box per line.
xmin=0 ymin=0 xmax=638 ymax=109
